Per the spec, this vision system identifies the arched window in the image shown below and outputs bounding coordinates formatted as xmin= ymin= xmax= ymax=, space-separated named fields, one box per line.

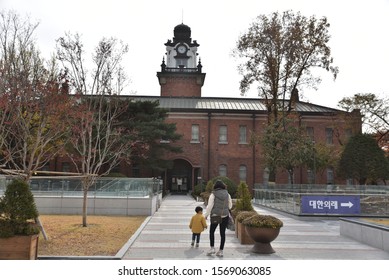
xmin=218 ymin=164 xmax=227 ymax=177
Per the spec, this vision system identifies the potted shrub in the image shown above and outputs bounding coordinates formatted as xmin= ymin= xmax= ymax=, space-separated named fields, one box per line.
xmin=235 ymin=210 xmax=257 ymax=244
xmin=0 ymin=179 xmax=40 ymax=260
xmin=233 ymin=182 xmax=253 ymax=213
xmin=242 ymin=214 xmax=283 ymax=254
xmin=232 ymin=182 xmax=254 ymax=240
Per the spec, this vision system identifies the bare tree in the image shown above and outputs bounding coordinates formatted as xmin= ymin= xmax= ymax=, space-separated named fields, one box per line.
xmin=0 ymin=10 xmax=73 ymax=180
xmin=233 ymin=10 xmax=338 ymax=122
xmin=234 ymin=10 xmax=338 ymax=182
xmin=338 ymin=93 xmax=389 ymax=138
xmin=56 ymin=33 xmax=132 ymax=226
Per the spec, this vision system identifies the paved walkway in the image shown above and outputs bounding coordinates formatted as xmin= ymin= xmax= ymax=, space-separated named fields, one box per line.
xmin=122 ymin=194 xmax=389 ymax=260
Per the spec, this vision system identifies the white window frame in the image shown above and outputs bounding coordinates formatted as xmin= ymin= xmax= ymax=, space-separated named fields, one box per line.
xmin=191 ymin=124 xmax=199 ymax=142
xmin=219 ymin=125 xmax=228 ymax=144
xmin=239 ymin=125 xmax=247 ymax=144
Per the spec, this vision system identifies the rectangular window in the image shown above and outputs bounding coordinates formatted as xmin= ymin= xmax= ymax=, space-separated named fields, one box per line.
xmin=41 ymin=163 xmax=50 ymax=171
xmin=239 ymin=126 xmax=247 ymax=143
xmin=176 ymin=59 xmax=187 ymax=68
xmin=219 ymin=125 xmax=227 ymax=143
xmin=306 ymin=127 xmax=314 ymax=141
xmin=239 ymin=165 xmax=247 ymax=182
xmin=325 ymin=128 xmax=333 ymax=144
xmin=191 ymin=124 xmax=199 ymax=142
xmin=62 ymin=162 xmax=71 ymax=173
xmin=327 ymin=168 xmax=334 ymax=184
xmin=307 ymin=169 xmax=315 ymax=184
xmin=132 ymin=164 xmax=140 ymax=177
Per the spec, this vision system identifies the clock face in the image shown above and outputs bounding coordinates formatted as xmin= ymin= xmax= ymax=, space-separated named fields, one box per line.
xmin=177 ymin=45 xmax=187 ymax=54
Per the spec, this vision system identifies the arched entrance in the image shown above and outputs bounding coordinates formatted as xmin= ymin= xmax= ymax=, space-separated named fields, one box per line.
xmin=167 ymin=159 xmax=193 ymax=193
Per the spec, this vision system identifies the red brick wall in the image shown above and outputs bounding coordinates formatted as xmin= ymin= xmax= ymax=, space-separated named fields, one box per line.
xmin=163 ymin=111 xmax=361 ymax=187
xmin=160 ymin=76 xmax=202 ymax=97
xmin=50 ymin=107 xmax=362 ymax=189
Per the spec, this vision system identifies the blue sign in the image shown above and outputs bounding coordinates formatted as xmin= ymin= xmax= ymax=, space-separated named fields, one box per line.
xmin=301 ymin=195 xmax=360 ymax=214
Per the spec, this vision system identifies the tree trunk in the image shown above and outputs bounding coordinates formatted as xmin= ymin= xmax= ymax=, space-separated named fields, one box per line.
xmin=288 ymin=170 xmax=294 ymax=185
xmin=82 ymin=187 xmax=88 ymax=227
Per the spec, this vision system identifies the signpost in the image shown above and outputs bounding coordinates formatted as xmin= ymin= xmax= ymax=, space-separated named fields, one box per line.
xmin=301 ymin=195 xmax=361 ymax=215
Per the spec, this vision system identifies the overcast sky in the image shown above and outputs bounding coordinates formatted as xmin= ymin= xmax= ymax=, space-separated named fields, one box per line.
xmin=2 ymin=0 xmax=389 ymax=109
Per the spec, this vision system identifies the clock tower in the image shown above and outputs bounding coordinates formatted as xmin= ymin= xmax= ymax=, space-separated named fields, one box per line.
xmin=157 ymin=23 xmax=206 ymax=97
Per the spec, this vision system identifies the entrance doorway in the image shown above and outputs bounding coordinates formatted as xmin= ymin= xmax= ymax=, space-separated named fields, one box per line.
xmin=168 ymin=159 xmax=192 ymax=193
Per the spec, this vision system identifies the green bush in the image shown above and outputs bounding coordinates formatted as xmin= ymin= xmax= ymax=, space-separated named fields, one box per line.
xmin=193 ymin=183 xmax=205 ymax=197
xmin=205 ymin=180 xmax=214 ymax=192
xmin=235 ymin=181 xmax=254 ymax=212
xmin=211 ymin=176 xmax=237 ymax=198
xmin=0 ymin=179 xmax=40 ymax=237
xmin=200 ymin=180 xmax=214 ymax=204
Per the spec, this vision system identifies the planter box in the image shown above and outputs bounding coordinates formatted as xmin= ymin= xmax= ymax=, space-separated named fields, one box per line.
xmin=235 ymin=218 xmax=239 ymax=237
xmin=237 ymin=221 xmax=254 ymax=244
xmin=0 ymin=234 xmax=39 ymax=260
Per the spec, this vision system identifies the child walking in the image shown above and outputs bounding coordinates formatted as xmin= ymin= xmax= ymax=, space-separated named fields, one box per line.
xmin=189 ymin=206 xmax=207 ymax=247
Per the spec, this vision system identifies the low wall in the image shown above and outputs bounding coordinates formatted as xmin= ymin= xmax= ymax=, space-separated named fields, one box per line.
xmin=340 ymin=218 xmax=389 ymax=252
xmin=35 ymin=194 xmax=161 ymax=216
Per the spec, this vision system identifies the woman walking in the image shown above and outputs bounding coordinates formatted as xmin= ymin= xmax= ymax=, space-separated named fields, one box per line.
xmin=204 ymin=180 xmax=232 ymax=257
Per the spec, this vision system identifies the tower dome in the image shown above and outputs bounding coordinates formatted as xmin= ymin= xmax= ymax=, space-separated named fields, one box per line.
xmin=173 ymin=23 xmax=191 ymax=43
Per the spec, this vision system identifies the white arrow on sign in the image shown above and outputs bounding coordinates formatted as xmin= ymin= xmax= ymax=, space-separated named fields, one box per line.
xmin=341 ymin=201 xmax=354 ymax=208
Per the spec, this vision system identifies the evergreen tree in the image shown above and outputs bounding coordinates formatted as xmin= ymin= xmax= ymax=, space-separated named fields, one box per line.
xmin=338 ymin=133 xmax=389 ymax=184
xmin=120 ymin=100 xmax=182 ymax=172
xmin=235 ymin=182 xmax=254 ymax=212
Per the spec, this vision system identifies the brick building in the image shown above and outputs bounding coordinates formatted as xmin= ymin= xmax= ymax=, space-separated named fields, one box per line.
xmin=123 ymin=23 xmax=362 ymax=193
xmin=51 ymin=23 xmax=362 ymax=194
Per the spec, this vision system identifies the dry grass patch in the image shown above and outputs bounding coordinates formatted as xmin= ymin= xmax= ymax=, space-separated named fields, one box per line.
xmin=362 ymin=218 xmax=389 ymax=227
xmin=38 ymin=215 xmax=146 ymax=256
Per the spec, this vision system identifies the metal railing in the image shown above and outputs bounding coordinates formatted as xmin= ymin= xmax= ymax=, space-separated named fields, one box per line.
xmin=0 ymin=176 xmax=162 ymax=198
xmin=163 ymin=67 xmax=199 ymax=73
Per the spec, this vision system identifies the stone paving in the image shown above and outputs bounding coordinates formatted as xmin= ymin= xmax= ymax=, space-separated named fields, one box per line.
xmin=122 ymin=194 xmax=389 ymax=260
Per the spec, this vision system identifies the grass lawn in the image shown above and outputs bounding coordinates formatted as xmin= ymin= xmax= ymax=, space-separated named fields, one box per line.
xmin=38 ymin=215 xmax=146 ymax=256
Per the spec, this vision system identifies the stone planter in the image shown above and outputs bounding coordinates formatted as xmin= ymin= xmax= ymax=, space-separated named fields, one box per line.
xmin=0 ymin=234 xmax=39 ymax=260
xmin=245 ymin=227 xmax=280 ymax=254
xmin=237 ymin=222 xmax=255 ymax=244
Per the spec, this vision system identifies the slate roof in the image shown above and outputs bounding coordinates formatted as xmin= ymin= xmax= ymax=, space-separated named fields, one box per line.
xmin=124 ymin=95 xmax=342 ymax=114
